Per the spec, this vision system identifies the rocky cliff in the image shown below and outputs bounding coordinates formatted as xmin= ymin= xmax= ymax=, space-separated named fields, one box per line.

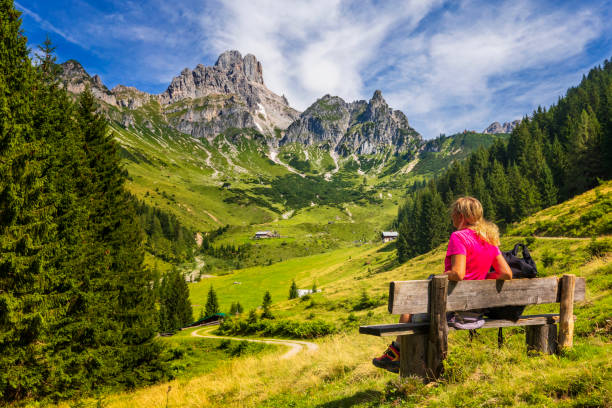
xmin=58 ymin=51 xmax=299 ymax=139
xmin=483 ymin=120 xmax=520 ymax=134
xmin=159 ymin=51 xmax=299 ymax=139
xmin=59 ymin=52 xmax=424 ymax=156
xmin=281 ymin=90 xmax=421 ymax=155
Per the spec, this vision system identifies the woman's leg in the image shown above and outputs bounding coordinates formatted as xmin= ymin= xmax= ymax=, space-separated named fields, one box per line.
xmin=396 ymin=313 xmax=411 ymax=344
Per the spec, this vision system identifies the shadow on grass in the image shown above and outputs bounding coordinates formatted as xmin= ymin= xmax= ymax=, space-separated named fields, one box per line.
xmin=315 ymin=390 xmax=384 ymax=408
xmin=376 ymin=242 xmax=396 ymax=253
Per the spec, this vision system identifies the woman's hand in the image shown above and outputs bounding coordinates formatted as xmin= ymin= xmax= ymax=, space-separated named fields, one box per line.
xmin=489 ymin=254 xmax=513 ymax=280
xmin=444 ymin=254 xmax=466 ymax=281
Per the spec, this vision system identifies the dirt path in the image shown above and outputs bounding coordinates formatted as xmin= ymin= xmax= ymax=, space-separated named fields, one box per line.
xmin=506 ymin=236 xmax=593 ymax=240
xmin=203 ymin=210 xmax=221 ymax=225
xmin=191 ymin=327 xmax=319 ymax=359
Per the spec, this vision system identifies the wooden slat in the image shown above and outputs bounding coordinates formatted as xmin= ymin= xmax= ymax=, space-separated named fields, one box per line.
xmin=388 ymin=276 xmax=586 ymax=315
xmin=359 ymin=322 xmax=428 ymax=337
xmin=360 ymin=314 xmax=568 ymax=337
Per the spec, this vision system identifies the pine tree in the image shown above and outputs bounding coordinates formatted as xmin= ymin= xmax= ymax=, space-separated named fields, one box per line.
xmin=205 ymin=285 xmax=220 ymax=317
xmin=229 ymin=302 xmax=238 ymax=315
xmin=74 ymin=88 xmax=166 ymax=388
xmin=247 ymin=309 xmax=258 ymax=324
xmin=261 ymin=291 xmax=274 ymax=319
xmin=289 ymin=280 xmax=298 ymax=299
xmin=236 ymin=302 xmax=244 ymax=314
xmin=0 ymin=5 xmax=84 ymax=399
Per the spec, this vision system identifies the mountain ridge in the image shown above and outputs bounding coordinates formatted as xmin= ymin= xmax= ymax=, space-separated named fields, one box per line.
xmin=58 ymin=51 xmax=424 ymax=158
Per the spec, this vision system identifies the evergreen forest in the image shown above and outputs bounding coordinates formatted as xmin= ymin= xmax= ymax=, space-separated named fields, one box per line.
xmin=397 ymin=61 xmax=612 ymax=261
xmin=0 ymin=2 xmax=167 ymax=402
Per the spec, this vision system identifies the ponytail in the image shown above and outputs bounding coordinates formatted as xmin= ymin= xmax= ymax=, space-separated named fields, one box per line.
xmin=471 ymin=219 xmax=500 ymax=247
xmin=451 ymin=196 xmax=500 ymax=246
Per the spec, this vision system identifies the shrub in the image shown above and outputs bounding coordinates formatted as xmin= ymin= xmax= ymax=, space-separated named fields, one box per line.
xmin=217 ymin=317 xmax=336 ymax=339
xmin=586 ymin=238 xmax=612 ymax=258
xmin=542 ymin=250 xmax=555 ymax=267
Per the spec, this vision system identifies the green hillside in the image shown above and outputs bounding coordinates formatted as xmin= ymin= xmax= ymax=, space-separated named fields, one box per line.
xmin=106 ymin=98 xmax=507 ymax=271
xmin=52 ymin=182 xmax=612 ymax=408
xmin=508 ymin=180 xmax=612 ymax=237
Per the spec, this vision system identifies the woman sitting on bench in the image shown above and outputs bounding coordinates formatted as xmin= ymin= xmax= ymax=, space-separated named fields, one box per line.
xmin=372 ymin=196 xmax=513 ymax=373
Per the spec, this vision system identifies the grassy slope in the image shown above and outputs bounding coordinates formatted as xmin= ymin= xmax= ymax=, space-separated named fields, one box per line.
xmin=56 ymin=184 xmax=611 ymax=408
xmin=507 ymin=180 xmax=612 ymax=237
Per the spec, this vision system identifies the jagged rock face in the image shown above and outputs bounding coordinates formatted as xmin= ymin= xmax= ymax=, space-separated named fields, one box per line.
xmin=483 ymin=120 xmax=520 ymax=134
xmin=282 ymin=95 xmax=353 ymax=147
xmin=159 ymin=50 xmax=298 ymax=139
xmin=58 ymin=60 xmax=117 ymax=106
xmin=282 ymin=90 xmax=421 ymax=155
xmin=58 ymin=51 xmax=299 ymax=139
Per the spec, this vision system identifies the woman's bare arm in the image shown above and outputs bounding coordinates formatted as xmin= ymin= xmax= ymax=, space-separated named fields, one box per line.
xmin=489 ymin=254 xmax=513 ymax=280
xmin=444 ymin=254 xmax=466 ymax=281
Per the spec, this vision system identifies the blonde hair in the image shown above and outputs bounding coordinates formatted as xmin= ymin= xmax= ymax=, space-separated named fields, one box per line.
xmin=450 ymin=196 xmax=500 ymax=246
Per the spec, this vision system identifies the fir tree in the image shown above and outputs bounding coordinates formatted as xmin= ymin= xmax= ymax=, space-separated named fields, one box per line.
xmin=247 ymin=309 xmax=258 ymax=324
xmin=236 ymin=302 xmax=244 ymax=314
xmin=205 ymin=285 xmax=220 ymax=317
xmin=0 ymin=3 xmax=56 ymax=398
xmin=289 ymin=280 xmax=298 ymax=299
xmin=261 ymin=291 xmax=274 ymax=319
xmin=229 ymin=302 xmax=238 ymax=315
xmin=75 ymin=88 xmax=166 ymax=387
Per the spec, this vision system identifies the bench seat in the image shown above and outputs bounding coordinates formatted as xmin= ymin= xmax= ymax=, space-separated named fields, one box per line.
xmin=360 ymin=313 xmax=577 ymax=337
xmin=360 ymin=275 xmax=585 ymax=380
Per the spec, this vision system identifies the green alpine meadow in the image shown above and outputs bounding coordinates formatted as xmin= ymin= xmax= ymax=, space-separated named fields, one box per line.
xmin=2 ymin=0 xmax=611 ymax=406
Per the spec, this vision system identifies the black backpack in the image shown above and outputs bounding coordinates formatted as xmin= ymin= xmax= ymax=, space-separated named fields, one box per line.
xmin=486 ymin=243 xmax=538 ymax=321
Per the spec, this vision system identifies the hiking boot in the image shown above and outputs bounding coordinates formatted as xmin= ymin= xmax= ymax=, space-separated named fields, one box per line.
xmin=372 ymin=341 xmax=400 ymax=373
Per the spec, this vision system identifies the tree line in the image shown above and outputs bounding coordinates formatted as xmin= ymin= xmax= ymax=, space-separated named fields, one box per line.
xmin=135 ymin=200 xmax=196 ymax=264
xmin=0 ymin=4 xmax=165 ymax=402
xmin=397 ymin=58 xmax=612 ymax=261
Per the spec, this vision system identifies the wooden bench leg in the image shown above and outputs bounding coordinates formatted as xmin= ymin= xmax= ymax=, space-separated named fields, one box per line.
xmin=426 ymin=275 xmax=448 ymax=381
xmin=558 ymin=274 xmax=575 ymax=352
xmin=399 ymin=334 xmax=427 ymax=378
xmin=526 ymin=324 xmax=557 ymax=354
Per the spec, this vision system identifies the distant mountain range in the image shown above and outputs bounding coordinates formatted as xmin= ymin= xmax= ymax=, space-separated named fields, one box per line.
xmin=482 ymin=120 xmax=521 ymax=134
xmin=59 ymin=50 xmax=423 ymax=158
xmin=58 ymin=50 xmax=508 ymax=232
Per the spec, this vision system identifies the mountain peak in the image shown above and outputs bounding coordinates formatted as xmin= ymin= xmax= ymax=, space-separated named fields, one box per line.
xmin=214 ymin=50 xmax=243 ymax=69
xmin=371 ymin=89 xmax=384 ymax=102
xmin=214 ymin=50 xmax=263 ymax=84
xmin=483 ymin=120 xmax=521 ymax=134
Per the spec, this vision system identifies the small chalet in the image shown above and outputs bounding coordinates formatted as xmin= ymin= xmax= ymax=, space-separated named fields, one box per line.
xmin=254 ymin=230 xmax=279 ymax=239
xmin=381 ymin=231 xmax=399 ymax=243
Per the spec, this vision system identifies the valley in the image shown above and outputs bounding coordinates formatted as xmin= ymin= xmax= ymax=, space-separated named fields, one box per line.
xmin=59 ymin=52 xmax=510 ymax=273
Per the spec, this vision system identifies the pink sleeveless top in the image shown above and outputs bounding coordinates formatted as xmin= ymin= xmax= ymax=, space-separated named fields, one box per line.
xmin=444 ymin=229 xmax=501 ymax=280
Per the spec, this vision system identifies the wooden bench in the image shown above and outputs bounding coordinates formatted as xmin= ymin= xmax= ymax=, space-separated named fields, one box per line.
xmin=360 ymin=274 xmax=585 ymax=381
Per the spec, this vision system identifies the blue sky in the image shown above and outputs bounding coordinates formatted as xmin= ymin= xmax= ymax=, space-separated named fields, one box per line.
xmin=15 ymin=0 xmax=612 ymax=138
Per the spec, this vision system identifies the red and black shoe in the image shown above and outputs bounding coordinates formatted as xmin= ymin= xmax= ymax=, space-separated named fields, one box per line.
xmin=372 ymin=341 xmax=400 ymax=373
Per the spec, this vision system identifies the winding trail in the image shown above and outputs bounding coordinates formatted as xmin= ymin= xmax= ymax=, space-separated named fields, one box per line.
xmin=191 ymin=326 xmax=319 ymax=359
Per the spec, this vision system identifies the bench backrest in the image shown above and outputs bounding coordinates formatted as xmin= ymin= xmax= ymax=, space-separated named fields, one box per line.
xmin=388 ymin=276 xmax=586 ymax=314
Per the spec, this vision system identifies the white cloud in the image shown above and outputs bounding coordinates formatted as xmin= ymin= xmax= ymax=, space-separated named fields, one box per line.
xmin=18 ymin=0 xmax=607 ymax=138
xmin=197 ymin=0 xmax=605 ymax=137
xmin=199 ymin=0 xmax=441 ymax=109
xmin=377 ymin=1 xmax=603 ymax=136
